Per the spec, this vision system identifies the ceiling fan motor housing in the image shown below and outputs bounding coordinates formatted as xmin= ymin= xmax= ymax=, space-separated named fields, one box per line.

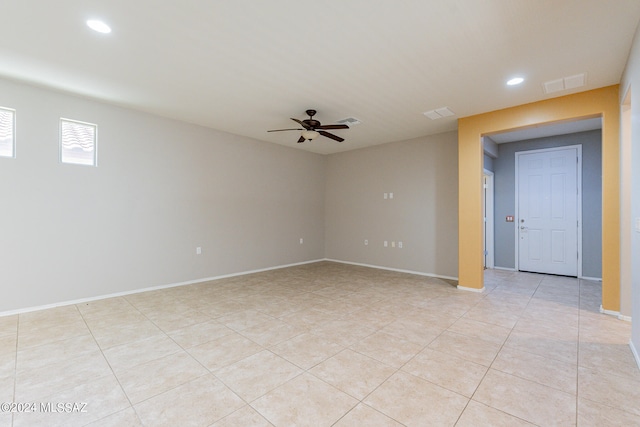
xmin=304 ymin=110 xmax=320 ymax=128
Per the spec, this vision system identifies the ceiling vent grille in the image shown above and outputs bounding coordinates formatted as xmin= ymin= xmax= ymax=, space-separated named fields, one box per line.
xmin=423 ymin=107 xmax=455 ymax=120
xmin=543 ymin=73 xmax=586 ymax=94
xmin=336 ymin=117 xmax=361 ymax=126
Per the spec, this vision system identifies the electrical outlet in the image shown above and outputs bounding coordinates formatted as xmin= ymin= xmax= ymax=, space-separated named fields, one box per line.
xmin=389 ymin=192 xmax=393 ymax=199
xmin=300 ymin=238 xmax=304 ymax=244
xmin=384 ymin=193 xmax=388 ymax=199
xmin=196 ymin=247 xmax=202 ymax=255
xmin=384 ymin=241 xmax=388 ymax=247
xmin=398 ymin=241 xmax=403 ymax=248
xmin=364 ymin=239 xmax=368 ymax=245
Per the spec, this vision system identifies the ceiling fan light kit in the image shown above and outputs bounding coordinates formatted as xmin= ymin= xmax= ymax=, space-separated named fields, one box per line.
xmin=301 ymin=130 xmax=320 ymax=140
xmin=268 ymin=109 xmax=349 ymax=143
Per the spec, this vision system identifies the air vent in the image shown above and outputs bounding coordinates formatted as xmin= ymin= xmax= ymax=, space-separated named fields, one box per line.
xmin=543 ymin=73 xmax=587 ymax=94
xmin=336 ymin=117 xmax=361 ymax=126
xmin=564 ymin=73 xmax=586 ymax=90
xmin=423 ymin=107 xmax=455 ymax=120
xmin=543 ymin=79 xmax=564 ymax=94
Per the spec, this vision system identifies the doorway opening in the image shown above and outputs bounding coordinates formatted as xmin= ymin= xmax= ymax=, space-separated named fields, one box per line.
xmin=482 ymin=117 xmax=601 ymax=281
xmin=460 ymin=86 xmax=617 ymax=310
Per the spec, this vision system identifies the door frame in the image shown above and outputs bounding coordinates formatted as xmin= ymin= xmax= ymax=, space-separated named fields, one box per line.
xmin=514 ymin=144 xmax=583 ymax=277
xmin=483 ymin=169 xmax=495 ymax=269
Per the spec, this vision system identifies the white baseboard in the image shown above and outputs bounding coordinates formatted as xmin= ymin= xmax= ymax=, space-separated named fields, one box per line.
xmin=599 ymin=306 xmax=632 ymax=322
xmin=630 ymin=340 xmax=640 ymax=371
xmin=324 ymin=259 xmax=458 ymax=281
xmin=0 ymin=259 xmax=325 ymax=317
xmin=491 ymin=267 xmax=601 ymax=282
xmin=457 ymin=285 xmax=485 ymax=293
xmin=492 ymin=266 xmax=517 ymax=272
xmin=599 ymin=305 xmax=621 ymax=317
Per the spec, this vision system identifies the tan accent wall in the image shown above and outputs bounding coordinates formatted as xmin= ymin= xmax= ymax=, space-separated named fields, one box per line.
xmin=458 ymin=86 xmax=620 ymax=310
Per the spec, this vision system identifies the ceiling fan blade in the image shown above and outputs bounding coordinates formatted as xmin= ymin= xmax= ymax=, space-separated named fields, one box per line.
xmin=319 ymin=130 xmax=344 ymax=142
xmin=268 ymin=128 xmax=304 ymax=132
xmin=291 ymin=118 xmax=311 ymax=129
xmin=297 ymin=136 xmax=306 ymax=143
xmin=316 ymin=124 xmax=349 ymax=130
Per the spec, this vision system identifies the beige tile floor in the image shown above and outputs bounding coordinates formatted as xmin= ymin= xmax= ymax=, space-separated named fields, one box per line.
xmin=0 ymin=262 xmax=638 ymax=426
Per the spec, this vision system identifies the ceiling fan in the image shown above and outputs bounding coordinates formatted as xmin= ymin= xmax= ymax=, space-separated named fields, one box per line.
xmin=268 ymin=109 xmax=349 ymax=143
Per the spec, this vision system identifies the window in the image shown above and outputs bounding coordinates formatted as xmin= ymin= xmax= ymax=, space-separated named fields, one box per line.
xmin=60 ymin=118 xmax=97 ymax=166
xmin=0 ymin=107 xmax=16 ymax=158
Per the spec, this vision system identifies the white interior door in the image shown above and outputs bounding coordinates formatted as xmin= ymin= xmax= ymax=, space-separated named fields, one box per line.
xmin=517 ymin=147 xmax=579 ymax=276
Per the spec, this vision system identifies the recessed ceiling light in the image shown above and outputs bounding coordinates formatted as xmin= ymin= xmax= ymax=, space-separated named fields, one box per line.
xmin=87 ymin=20 xmax=111 ymax=34
xmin=507 ymin=77 xmax=524 ymax=86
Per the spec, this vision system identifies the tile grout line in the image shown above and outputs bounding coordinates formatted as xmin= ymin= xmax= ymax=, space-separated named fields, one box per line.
xmin=459 ymin=274 xmax=542 ymax=425
xmin=75 ymin=301 xmax=140 ymax=425
xmin=576 ymin=278 xmax=583 ymax=422
xmin=11 ymin=315 xmax=19 ymax=427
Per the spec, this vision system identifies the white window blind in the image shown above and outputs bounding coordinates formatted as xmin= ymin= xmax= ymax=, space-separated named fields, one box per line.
xmin=60 ymin=118 xmax=97 ymax=166
xmin=0 ymin=107 xmax=16 ymax=158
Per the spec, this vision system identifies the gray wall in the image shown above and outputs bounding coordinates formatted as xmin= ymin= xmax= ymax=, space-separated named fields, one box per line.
xmin=0 ymin=78 xmax=326 ymax=313
xmin=621 ymin=20 xmax=640 ymax=360
xmin=493 ymin=130 xmax=602 ymax=278
xmin=484 ymin=154 xmax=494 ymax=172
xmin=325 ymin=132 xmax=458 ymax=278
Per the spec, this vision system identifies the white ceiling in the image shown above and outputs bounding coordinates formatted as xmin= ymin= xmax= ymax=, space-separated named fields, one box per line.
xmin=0 ymin=1 xmax=638 ymax=155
